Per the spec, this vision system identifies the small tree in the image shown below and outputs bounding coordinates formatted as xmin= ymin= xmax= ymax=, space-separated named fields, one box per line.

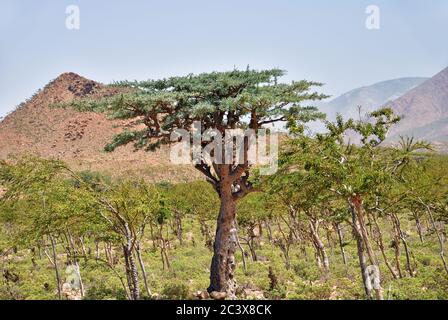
xmin=0 ymin=156 xmax=93 ymax=299
xmin=65 ymin=69 xmax=326 ymax=296
xmin=89 ymin=180 xmax=160 ymax=300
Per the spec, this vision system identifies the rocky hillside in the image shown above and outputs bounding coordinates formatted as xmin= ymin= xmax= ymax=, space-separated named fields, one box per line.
xmin=0 ymin=73 xmax=199 ymax=182
xmin=320 ymin=77 xmax=428 ymax=121
xmin=388 ymin=67 xmax=448 ymax=142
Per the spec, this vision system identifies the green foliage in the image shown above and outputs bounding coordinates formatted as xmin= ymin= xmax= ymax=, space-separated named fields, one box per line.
xmin=62 ymin=69 xmax=327 ymax=154
xmin=1 ymin=114 xmax=447 ymax=300
xmin=161 ymin=282 xmax=191 ymax=300
xmin=83 ymin=280 xmax=127 ymax=300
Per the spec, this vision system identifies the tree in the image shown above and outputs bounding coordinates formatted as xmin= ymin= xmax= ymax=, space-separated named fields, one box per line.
xmin=86 ymin=180 xmax=160 ymax=300
xmin=64 ymin=68 xmax=327 ymax=296
xmin=272 ymin=108 xmax=401 ymax=299
xmin=0 ymin=156 xmax=93 ymax=299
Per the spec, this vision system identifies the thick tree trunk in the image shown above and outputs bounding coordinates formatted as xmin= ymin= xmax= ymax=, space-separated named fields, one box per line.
xmin=208 ymin=183 xmax=238 ymax=298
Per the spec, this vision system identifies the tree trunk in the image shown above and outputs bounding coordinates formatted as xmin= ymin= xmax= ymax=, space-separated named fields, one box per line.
xmin=175 ymin=211 xmax=183 ymax=246
xmin=95 ymin=241 xmax=100 ymax=260
xmin=122 ymin=222 xmax=140 ymax=300
xmin=247 ymin=226 xmax=258 ymax=262
xmin=425 ymin=205 xmax=448 ymax=275
xmin=309 ymin=220 xmax=329 ymax=272
xmin=208 ymin=182 xmax=237 ymax=298
xmin=350 ymin=197 xmax=383 ymax=300
xmin=200 ymin=219 xmax=213 ymax=250
xmin=123 ymin=243 xmax=140 ymax=300
xmin=50 ymin=235 xmax=62 ymax=300
xmin=390 ymin=213 xmax=414 ymax=277
xmin=135 ymin=242 xmax=151 ymax=297
xmin=265 ymin=220 xmax=274 ymax=247
xmin=351 ymin=208 xmax=370 ymax=298
xmin=234 ymin=221 xmax=247 ymax=273
xmin=335 ymin=223 xmax=348 ymax=265
xmin=413 ymin=213 xmax=425 ymax=244
xmin=66 ymin=231 xmax=85 ymax=297
xmin=372 ymin=214 xmax=399 ymax=279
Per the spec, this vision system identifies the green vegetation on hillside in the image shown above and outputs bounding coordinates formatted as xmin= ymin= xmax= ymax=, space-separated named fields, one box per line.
xmin=0 ymin=133 xmax=447 ymax=300
xmin=1 ymin=69 xmax=447 ymax=300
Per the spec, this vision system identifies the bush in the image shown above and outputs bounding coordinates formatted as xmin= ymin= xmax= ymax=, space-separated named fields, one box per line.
xmin=83 ymin=282 xmax=127 ymax=300
xmin=161 ymin=282 xmax=190 ymax=300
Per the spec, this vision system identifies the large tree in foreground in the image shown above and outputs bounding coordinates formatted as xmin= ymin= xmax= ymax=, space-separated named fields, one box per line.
xmin=66 ymin=69 xmax=327 ymax=296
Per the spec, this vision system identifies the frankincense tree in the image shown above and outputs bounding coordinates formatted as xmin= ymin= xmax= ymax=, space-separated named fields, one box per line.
xmin=64 ymin=69 xmax=327 ymax=296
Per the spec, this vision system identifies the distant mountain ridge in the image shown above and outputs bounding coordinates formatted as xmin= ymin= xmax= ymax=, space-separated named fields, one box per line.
xmin=315 ymin=66 xmax=448 ymax=145
xmin=320 ymin=77 xmax=428 ymax=121
xmin=387 ymin=67 xmax=448 ymax=142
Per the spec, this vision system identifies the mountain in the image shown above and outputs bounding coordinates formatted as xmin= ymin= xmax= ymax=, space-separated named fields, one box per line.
xmin=2 ymin=68 xmax=447 ymax=172
xmin=387 ymin=67 xmax=448 ymax=142
xmin=0 ymin=73 xmax=199 ymax=182
xmin=320 ymin=77 xmax=428 ymax=121
xmin=316 ymin=66 xmax=448 ymax=145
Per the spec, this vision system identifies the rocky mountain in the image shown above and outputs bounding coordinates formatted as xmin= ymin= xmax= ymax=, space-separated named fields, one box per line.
xmin=316 ymin=66 xmax=448 ymax=145
xmin=320 ymin=77 xmax=428 ymax=121
xmin=387 ymin=67 xmax=448 ymax=142
xmin=0 ymin=73 xmax=199 ymax=182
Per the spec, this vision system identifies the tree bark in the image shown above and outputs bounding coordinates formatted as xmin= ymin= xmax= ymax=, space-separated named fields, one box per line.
xmin=413 ymin=212 xmax=425 ymax=244
xmin=135 ymin=242 xmax=151 ymax=297
xmin=351 ymin=208 xmax=370 ymax=298
xmin=123 ymin=243 xmax=140 ymax=300
xmin=309 ymin=220 xmax=330 ymax=272
xmin=50 ymin=235 xmax=62 ymax=300
xmin=372 ymin=214 xmax=399 ymax=279
xmin=208 ymin=181 xmax=238 ymax=298
xmin=122 ymin=223 xmax=140 ymax=300
xmin=425 ymin=205 xmax=448 ymax=275
xmin=335 ymin=223 xmax=348 ymax=265
xmin=391 ymin=213 xmax=414 ymax=277
xmin=350 ymin=196 xmax=383 ymax=300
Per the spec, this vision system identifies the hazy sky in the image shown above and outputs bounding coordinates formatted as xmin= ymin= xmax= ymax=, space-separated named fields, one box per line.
xmin=1 ymin=0 xmax=447 ymax=118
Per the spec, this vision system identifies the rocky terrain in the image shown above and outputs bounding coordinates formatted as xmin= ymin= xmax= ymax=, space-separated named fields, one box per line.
xmin=0 ymin=73 xmax=199 ymax=182
xmin=387 ymin=67 xmax=448 ymax=142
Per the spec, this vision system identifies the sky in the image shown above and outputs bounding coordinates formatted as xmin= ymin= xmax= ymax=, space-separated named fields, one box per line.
xmin=0 ymin=0 xmax=447 ymax=118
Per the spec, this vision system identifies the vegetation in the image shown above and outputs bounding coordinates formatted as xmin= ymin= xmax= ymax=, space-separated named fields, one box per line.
xmin=63 ymin=68 xmax=327 ymax=297
xmin=0 ymin=69 xmax=447 ymax=300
